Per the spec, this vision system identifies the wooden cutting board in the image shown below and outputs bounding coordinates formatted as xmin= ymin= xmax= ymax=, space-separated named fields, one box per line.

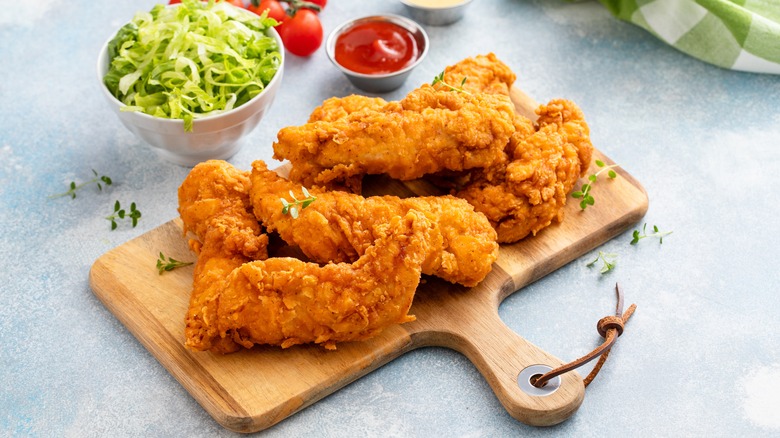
xmin=90 ymin=87 xmax=648 ymax=433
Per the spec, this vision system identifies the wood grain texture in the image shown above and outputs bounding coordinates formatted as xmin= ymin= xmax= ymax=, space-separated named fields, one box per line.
xmin=89 ymin=88 xmax=648 ymax=432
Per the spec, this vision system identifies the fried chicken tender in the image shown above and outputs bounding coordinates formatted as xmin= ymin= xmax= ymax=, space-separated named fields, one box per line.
xmin=189 ymin=211 xmax=436 ymax=351
xmin=454 ymin=99 xmax=593 ymax=243
xmin=273 ymin=84 xmax=517 ymax=192
xmin=178 ymin=160 xmax=270 ymax=353
xmin=250 ymin=160 xmax=498 ymax=287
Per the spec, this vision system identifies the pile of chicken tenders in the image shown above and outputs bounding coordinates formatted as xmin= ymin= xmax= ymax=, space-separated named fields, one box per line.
xmin=178 ymin=54 xmax=593 ymax=353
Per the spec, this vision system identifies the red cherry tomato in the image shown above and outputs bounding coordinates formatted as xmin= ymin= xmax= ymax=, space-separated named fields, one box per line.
xmin=307 ymin=0 xmax=327 ymax=9
xmin=277 ymin=9 xmax=323 ymax=57
xmin=168 ymin=0 xmax=182 ymax=4
xmin=248 ymin=0 xmax=287 ymax=23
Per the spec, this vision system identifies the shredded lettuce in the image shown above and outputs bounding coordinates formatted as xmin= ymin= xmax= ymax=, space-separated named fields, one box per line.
xmin=103 ymin=0 xmax=280 ymax=131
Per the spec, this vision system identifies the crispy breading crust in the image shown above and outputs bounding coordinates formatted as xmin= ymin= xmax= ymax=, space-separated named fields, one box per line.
xmin=308 ymin=95 xmax=388 ymax=123
xmin=187 ymin=207 xmax=434 ymax=351
xmin=250 ymin=160 xmax=498 ymax=287
xmin=455 ymin=100 xmax=593 ymax=242
xmin=437 ymin=52 xmax=517 ymax=96
xmin=273 ymin=84 xmax=517 ymax=191
xmin=178 ymin=161 xmax=269 ymax=353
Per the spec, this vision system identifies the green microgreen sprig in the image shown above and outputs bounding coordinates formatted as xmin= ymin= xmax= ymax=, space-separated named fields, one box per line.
xmin=631 ymin=223 xmax=672 ymax=245
xmin=571 ymin=160 xmax=618 ymax=210
xmin=280 ymin=188 xmax=316 ymax=219
xmin=432 ymin=71 xmax=471 ymax=95
xmin=49 ymin=169 xmax=113 ymax=199
xmin=587 ymin=251 xmax=618 ymax=274
xmin=156 ymin=252 xmax=193 ymax=275
xmin=106 ymin=200 xmax=141 ymax=230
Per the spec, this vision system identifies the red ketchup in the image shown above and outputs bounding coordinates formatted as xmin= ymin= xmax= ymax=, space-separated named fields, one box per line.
xmin=334 ymin=21 xmax=418 ymax=75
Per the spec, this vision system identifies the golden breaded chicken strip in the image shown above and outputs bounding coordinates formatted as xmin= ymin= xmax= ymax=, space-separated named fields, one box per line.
xmin=250 ymin=160 xmax=498 ymax=287
xmin=178 ymin=160 xmax=269 ymax=353
xmin=273 ymin=84 xmax=517 ymax=192
xmin=296 ymin=54 xmax=517 ymax=192
xmin=186 ymin=211 xmax=435 ymax=351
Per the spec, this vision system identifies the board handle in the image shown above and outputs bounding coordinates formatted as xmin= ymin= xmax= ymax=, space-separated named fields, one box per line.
xmin=419 ymin=307 xmax=585 ymax=426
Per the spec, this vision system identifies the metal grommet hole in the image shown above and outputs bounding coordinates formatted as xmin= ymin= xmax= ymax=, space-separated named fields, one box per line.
xmin=529 ymin=373 xmax=547 ymax=387
xmin=518 ymin=365 xmax=560 ymax=396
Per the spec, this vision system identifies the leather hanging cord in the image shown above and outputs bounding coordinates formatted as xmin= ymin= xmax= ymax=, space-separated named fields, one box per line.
xmin=532 ymin=283 xmax=636 ymax=388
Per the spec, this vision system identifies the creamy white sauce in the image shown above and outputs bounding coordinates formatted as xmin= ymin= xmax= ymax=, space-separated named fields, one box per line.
xmin=406 ymin=0 xmax=466 ymax=9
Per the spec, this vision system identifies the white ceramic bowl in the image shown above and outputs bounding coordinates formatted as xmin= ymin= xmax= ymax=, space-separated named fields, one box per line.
xmin=97 ymin=21 xmax=284 ymax=166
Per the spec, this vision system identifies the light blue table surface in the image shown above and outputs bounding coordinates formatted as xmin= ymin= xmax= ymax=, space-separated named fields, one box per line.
xmin=2 ymin=0 xmax=779 ymax=436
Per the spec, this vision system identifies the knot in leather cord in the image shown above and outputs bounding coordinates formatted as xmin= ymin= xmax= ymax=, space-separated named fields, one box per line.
xmin=532 ymin=283 xmax=636 ymax=389
xmin=597 ymin=315 xmax=624 ymax=338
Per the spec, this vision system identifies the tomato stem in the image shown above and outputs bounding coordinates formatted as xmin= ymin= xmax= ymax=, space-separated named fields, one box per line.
xmin=287 ymin=0 xmax=322 ymax=16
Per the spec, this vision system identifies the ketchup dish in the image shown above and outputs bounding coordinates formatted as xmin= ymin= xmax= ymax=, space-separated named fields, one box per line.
xmin=326 ymin=15 xmax=428 ymax=93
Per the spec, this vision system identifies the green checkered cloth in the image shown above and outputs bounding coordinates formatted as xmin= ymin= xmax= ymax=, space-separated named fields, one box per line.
xmin=597 ymin=0 xmax=780 ymax=74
